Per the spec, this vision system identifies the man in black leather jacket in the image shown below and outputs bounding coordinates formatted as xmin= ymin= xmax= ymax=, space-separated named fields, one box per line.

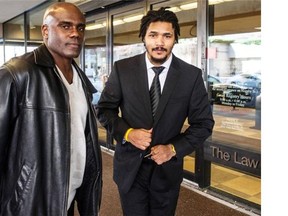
xmin=0 ymin=2 xmax=102 ymax=216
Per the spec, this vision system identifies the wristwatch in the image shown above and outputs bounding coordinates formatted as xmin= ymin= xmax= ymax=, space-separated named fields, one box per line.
xmin=171 ymin=144 xmax=176 ymax=154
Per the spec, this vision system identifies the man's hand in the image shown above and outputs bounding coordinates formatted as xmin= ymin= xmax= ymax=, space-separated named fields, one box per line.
xmin=128 ymin=128 xmax=152 ymax=150
xmin=150 ymin=144 xmax=176 ymax=165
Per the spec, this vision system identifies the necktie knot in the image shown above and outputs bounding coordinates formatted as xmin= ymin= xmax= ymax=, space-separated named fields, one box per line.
xmin=152 ymin=66 xmax=165 ymax=75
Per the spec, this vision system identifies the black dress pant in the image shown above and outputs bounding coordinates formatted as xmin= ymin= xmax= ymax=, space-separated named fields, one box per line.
xmin=118 ymin=158 xmax=181 ymax=216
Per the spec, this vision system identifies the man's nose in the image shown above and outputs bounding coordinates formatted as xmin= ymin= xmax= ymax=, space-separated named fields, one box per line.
xmin=70 ymin=26 xmax=83 ymax=37
xmin=155 ymin=36 xmax=164 ymax=45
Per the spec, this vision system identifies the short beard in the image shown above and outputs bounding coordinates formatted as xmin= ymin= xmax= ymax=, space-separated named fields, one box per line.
xmin=144 ymin=45 xmax=169 ymax=64
xmin=150 ymin=55 xmax=168 ymax=65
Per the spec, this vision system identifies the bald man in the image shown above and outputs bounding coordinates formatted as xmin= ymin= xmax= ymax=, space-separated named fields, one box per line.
xmin=0 ymin=2 xmax=102 ymax=215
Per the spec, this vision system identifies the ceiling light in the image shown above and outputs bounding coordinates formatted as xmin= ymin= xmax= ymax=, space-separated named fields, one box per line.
xmin=209 ymin=0 xmax=223 ymax=5
xmin=180 ymin=2 xmax=197 ymax=10
xmin=123 ymin=14 xmax=143 ymax=23
xmin=209 ymin=0 xmax=235 ymax=5
xmin=113 ymin=19 xmax=125 ymax=26
xmin=167 ymin=7 xmax=181 ymax=13
xmin=86 ymin=23 xmax=105 ymax=30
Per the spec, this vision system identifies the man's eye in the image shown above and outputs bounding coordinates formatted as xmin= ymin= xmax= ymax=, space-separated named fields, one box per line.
xmin=78 ymin=26 xmax=85 ymax=32
xmin=60 ymin=24 xmax=72 ymax=30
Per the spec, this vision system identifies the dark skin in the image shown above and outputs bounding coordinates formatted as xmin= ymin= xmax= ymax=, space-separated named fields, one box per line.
xmin=41 ymin=2 xmax=86 ymax=84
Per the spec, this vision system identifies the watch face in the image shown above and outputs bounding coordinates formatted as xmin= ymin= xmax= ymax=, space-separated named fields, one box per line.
xmin=171 ymin=145 xmax=176 ymax=153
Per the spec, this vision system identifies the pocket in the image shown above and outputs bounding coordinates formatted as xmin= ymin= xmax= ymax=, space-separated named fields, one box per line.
xmin=10 ymin=162 xmax=36 ymax=213
xmin=151 ymin=160 xmax=183 ymax=192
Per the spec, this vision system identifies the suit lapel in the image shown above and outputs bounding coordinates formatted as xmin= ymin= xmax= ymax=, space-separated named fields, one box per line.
xmin=153 ymin=56 xmax=181 ymax=125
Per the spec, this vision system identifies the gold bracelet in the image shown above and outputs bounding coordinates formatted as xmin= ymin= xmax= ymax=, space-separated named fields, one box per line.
xmin=124 ymin=128 xmax=133 ymax=142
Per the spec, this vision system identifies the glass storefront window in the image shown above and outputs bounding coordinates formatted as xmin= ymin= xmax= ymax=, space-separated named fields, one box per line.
xmin=208 ymin=0 xmax=261 ymax=205
xmin=113 ymin=8 xmax=145 ymax=63
xmin=4 ymin=14 xmax=25 ymax=62
xmin=209 ymin=32 xmax=261 ymax=151
xmin=0 ymin=40 xmax=3 ymax=66
xmin=27 ymin=4 xmax=49 ymax=52
xmin=3 ymin=2 xmax=54 ymax=60
xmin=208 ymin=0 xmax=261 ymax=154
xmin=85 ymin=15 xmax=107 ymax=105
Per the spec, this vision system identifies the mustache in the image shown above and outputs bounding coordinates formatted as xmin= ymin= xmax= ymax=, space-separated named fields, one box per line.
xmin=152 ymin=47 xmax=167 ymax=52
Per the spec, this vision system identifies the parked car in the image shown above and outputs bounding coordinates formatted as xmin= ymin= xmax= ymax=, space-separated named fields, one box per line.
xmin=226 ymin=73 xmax=261 ymax=90
xmin=208 ymin=74 xmax=222 ymax=85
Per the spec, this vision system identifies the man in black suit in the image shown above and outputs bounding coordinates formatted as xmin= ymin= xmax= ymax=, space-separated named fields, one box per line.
xmin=97 ymin=7 xmax=214 ymax=216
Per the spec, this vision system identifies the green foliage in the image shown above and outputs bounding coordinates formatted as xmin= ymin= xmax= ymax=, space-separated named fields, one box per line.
xmin=243 ymin=40 xmax=261 ymax=45
xmin=209 ymin=39 xmax=234 ymax=44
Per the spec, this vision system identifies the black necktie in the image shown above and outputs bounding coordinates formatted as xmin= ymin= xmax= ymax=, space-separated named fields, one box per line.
xmin=150 ymin=66 xmax=165 ymax=117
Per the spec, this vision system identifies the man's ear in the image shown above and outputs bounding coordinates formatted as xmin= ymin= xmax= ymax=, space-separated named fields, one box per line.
xmin=41 ymin=24 xmax=48 ymax=39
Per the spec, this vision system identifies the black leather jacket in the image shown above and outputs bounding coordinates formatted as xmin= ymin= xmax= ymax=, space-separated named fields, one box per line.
xmin=0 ymin=44 xmax=102 ymax=216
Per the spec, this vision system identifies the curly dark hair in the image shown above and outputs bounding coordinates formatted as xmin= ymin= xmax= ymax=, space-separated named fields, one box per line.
xmin=139 ymin=7 xmax=180 ymax=43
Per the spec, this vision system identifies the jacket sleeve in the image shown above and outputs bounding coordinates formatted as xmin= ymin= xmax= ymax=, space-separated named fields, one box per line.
xmin=168 ymin=70 xmax=215 ymax=158
xmin=96 ymin=63 xmax=130 ymax=143
xmin=0 ymin=66 xmax=19 ymax=175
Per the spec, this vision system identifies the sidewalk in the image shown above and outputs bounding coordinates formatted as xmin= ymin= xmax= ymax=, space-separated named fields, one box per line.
xmin=96 ymin=149 xmax=254 ymax=216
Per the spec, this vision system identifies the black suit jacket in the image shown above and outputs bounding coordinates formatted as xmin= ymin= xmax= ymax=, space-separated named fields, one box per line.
xmin=97 ymin=53 xmax=214 ymax=193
